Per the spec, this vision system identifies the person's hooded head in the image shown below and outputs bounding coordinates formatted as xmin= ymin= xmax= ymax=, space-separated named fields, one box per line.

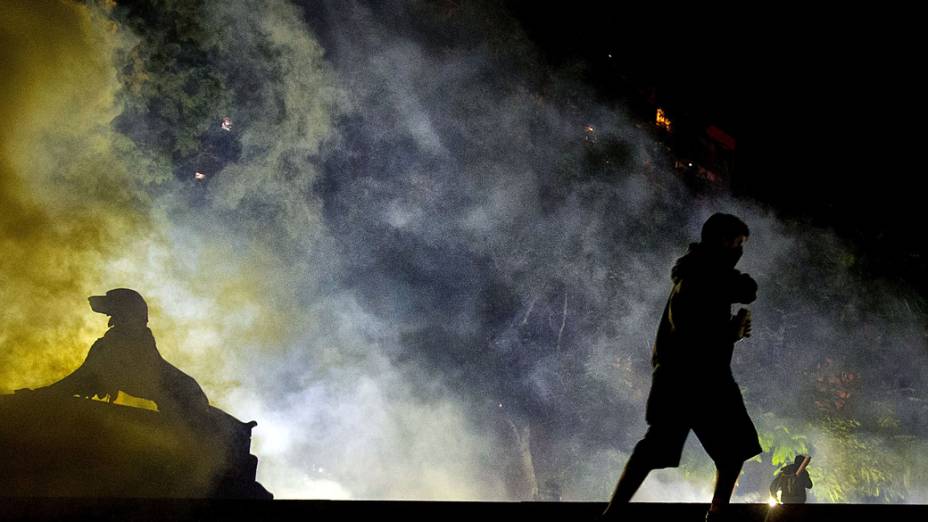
xmin=88 ymin=288 xmax=149 ymax=327
xmin=794 ymin=455 xmax=806 ymax=466
xmin=700 ymin=213 xmax=750 ymax=268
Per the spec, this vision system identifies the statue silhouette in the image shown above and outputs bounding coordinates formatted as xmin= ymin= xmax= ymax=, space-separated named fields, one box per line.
xmin=42 ymin=288 xmax=209 ymax=418
xmin=1 ymin=289 xmax=271 ymax=498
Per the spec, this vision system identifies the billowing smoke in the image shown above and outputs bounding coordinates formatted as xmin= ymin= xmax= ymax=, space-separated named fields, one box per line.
xmin=1 ymin=1 xmax=152 ymax=388
xmin=2 ymin=0 xmax=925 ymax=503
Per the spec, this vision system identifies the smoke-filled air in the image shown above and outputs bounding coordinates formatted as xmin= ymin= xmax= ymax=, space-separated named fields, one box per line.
xmin=2 ymin=0 xmax=925 ymax=503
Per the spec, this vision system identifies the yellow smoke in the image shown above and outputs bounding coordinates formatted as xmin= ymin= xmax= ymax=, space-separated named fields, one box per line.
xmin=0 ymin=0 xmax=149 ymax=392
xmin=1 ymin=1 xmax=301 ymax=398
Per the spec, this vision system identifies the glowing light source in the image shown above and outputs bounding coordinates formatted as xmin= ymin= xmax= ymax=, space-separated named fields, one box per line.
xmin=583 ymin=124 xmax=597 ymax=143
xmin=194 ymin=171 xmax=207 ymax=181
xmin=656 ymin=108 xmax=672 ymax=132
xmin=768 ymin=497 xmax=779 ymax=507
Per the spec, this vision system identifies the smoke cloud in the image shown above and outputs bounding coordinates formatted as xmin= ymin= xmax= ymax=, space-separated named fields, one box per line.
xmin=2 ymin=0 xmax=925 ymax=503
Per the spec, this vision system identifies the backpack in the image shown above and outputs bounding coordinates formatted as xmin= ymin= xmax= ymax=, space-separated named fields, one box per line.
xmin=771 ymin=467 xmax=803 ymax=499
xmin=781 ymin=471 xmax=801 ymax=497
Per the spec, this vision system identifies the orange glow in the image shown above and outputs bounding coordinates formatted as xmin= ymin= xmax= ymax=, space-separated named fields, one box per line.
xmin=656 ymin=108 xmax=672 ymax=132
xmin=583 ymin=124 xmax=596 ymax=143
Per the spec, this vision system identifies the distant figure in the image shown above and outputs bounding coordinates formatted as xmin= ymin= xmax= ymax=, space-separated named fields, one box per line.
xmin=603 ymin=213 xmax=761 ymax=522
xmin=42 ymin=289 xmax=209 ymax=418
xmin=770 ymin=455 xmax=813 ymax=504
xmin=192 ymin=116 xmax=241 ymax=181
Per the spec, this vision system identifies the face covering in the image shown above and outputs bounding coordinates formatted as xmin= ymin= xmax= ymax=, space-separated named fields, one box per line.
xmin=726 ymin=245 xmax=743 ymax=267
xmin=701 ymin=243 xmax=742 ymax=268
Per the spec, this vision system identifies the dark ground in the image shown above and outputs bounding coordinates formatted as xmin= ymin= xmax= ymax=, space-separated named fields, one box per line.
xmin=2 ymin=499 xmax=927 ymax=522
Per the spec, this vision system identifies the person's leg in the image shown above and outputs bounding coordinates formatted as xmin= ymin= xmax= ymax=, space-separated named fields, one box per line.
xmin=603 ymin=425 xmax=687 ymax=517
xmin=604 ymin=450 xmax=654 ymax=509
xmin=698 ymin=380 xmax=762 ymax=518
xmin=708 ymin=460 xmax=743 ymax=514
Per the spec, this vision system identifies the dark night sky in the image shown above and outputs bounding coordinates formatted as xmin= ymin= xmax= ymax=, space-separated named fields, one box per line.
xmin=505 ymin=4 xmax=925 ymax=292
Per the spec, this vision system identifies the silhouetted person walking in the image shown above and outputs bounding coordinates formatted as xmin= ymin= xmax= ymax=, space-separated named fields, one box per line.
xmin=42 ymin=288 xmax=209 ymax=418
xmin=770 ymin=455 xmax=813 ymax=504
xmin=603 ymin=213 xmax=761 ymax=521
